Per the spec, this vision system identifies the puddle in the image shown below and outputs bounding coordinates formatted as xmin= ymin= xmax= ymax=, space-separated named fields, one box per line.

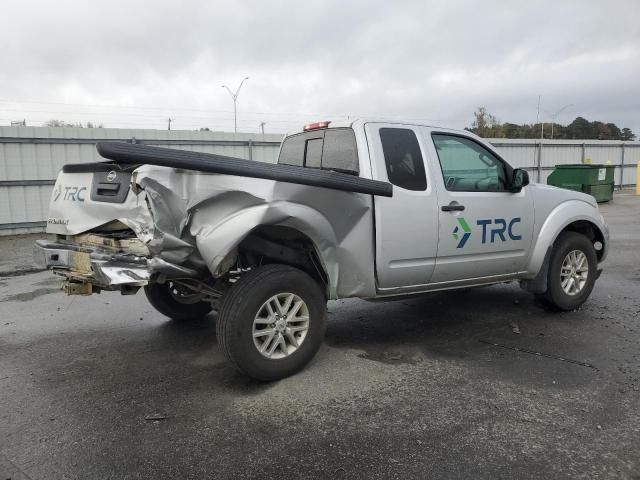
xmin=34 ymin=277 xmax=63 ymax=287
xmin=357 ymin=350 xmax=419 ymax=366
xmin=0 ymin=268 xmax=45 ymax=278
xmin=1 ymin=287 xmax=60 ymax=302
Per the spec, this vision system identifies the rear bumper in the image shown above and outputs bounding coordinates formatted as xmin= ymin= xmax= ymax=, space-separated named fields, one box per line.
xmin=33 ymin=239 xmax=150 ymax=287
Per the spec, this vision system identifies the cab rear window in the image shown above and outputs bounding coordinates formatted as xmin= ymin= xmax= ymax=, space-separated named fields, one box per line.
xmin=278 ymin=128 xmax=359 ymax=175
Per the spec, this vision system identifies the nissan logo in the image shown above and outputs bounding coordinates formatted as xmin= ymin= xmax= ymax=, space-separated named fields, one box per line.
xmin=106 ymin=171 xmax=117 ymax=182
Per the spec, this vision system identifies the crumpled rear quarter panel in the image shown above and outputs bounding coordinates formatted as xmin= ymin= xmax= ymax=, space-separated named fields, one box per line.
xmin=50 ymin=165 xmax=377 ymax=299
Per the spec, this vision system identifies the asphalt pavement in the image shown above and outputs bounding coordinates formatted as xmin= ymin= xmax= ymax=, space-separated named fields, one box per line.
xmin=1 ymin=194 xmax=639 ymax=479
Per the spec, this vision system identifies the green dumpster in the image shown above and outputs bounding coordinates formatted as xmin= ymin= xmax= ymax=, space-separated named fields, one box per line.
xmin=547 ymin=164 xmax=615 ymax=203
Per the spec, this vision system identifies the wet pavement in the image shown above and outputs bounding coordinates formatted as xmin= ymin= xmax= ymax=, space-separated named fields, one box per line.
xmin=0 ymin=234 xmax=51 ymax=277
xmin=1 ymin=194 xmax=639 ymax=479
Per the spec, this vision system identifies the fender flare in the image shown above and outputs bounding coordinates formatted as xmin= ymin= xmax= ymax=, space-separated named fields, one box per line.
xmin=190 ymin=201 xmax=342 ymax=297
xmin=524 ymin=200 xmax=608 ymax=278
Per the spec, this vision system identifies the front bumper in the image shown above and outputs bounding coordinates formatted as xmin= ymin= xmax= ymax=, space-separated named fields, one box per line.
xmin=34 ymin=239 xmax=151 ymax=287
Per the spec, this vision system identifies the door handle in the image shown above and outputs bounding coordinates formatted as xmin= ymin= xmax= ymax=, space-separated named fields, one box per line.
xmin=441 ymin=202 xmax=465 ymax=212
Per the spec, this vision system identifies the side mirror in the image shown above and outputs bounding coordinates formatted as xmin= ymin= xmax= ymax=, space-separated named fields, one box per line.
xmin=511 ymin=168 xmax=529 ymax=192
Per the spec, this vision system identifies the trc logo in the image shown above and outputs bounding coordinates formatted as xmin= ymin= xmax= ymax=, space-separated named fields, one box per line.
xmin=477 ymin=218 xmax=522 ymax=243
xmin=453 ymin=217 xmax=522 ymax=248
xmin=53 ymin=185 xmax=86 ymax=202
xmin=452 ymin=217 xmax=472 ymax=248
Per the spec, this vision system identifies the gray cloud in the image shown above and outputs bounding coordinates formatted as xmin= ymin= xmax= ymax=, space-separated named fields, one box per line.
xmin=1 ymin=0 xmax=639 ymax=135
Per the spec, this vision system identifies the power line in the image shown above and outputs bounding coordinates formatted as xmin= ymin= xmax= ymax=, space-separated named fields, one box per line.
xmin=0 ymin=98 xmax=445 ymax=123
xmin=0 ymin=98 xmax=346 ymax=118
xmin=0 ymin=116 xmax=291 ymax=132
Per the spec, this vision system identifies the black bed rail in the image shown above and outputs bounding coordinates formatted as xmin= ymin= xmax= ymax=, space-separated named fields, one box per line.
xmin=93 ymin=142 xmax=393 ymax=197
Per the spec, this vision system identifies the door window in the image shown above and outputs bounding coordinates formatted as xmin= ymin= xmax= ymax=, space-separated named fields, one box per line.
xmin=379 ymin=128 xmax=427 ymax=191
xmin=432 ymin=134 xmax=508 ymax=192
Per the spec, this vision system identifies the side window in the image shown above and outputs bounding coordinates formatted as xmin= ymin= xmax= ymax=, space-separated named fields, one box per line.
xmin=304 ymin=137 xmax=323 ymax=168
xmin=278 ymin=128 xmax=359 ymax=174
xmin=278 ymin=134 xmax=305 ymax=167
xmin=432 ymin=134 xmax=507 ymax=192
xmin=379 ymin=128 xmax=427 ymax=191
xmin=322 ymin=129 xmax=358 ymax=173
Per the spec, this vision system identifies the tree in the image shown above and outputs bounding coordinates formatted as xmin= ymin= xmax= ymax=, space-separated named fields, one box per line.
xmin=469 ymin=107 xmax=501 ymax=137
xmin=565 ymin=117 xmax=591 ymax=139
xmin=621 ymin=128 xmax=636 ymax=141
xmin=467 ymin=112 xmax=634 ymax=140
xmin=502 ymin=122 xmax=521 ymax=138
xmin=45 ymin=120 xmax=103 ymax=128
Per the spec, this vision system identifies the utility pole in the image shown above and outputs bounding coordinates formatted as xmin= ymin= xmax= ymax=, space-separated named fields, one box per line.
xmin=536 ymin=96 xmax=542 ymax=138
xmin=259 ymin=121 xmax=266 ymax=134
xmin=535 ymin=96 xmax=542 ymax=182
xmin=222 ymin=77 xmax=249 ymax=133
xmin=167 ymin=118 xmax=172 ymax=130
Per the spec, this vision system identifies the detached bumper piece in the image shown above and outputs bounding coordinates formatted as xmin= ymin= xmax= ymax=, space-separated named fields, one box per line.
xmin=63 ymin=282 xmax=94 ymax=296
xmin=34 ymin=239 xmax=150 ymax=294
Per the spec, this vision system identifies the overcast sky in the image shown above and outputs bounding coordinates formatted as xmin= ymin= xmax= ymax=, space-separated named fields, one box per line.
xmin=1 ymin=0 xmax=639 ymax=136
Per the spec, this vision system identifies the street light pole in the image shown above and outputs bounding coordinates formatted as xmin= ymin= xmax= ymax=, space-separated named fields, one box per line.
xmin=221 ymin=77 xmax=249 ymax=133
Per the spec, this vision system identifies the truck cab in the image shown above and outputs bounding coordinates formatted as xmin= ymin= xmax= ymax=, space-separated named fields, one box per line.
xmin=277 ymin=120 xmax=606 ymax=296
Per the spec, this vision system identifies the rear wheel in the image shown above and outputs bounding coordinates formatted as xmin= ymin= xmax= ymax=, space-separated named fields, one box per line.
xmin=541 ymin=231 xmax=597 ymax=311
xmin=217 ymin=264 xmax=327 ymax=381
xmin=144 ymin=281 xmax=213 ymax=321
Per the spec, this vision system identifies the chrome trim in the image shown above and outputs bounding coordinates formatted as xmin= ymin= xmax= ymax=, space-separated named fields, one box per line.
xmin=33 ymin=240 xmax=198 ymax=288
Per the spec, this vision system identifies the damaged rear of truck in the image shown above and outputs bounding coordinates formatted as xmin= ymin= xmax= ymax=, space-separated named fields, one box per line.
xmin=35 ymin=126 xmax=389 ymax=379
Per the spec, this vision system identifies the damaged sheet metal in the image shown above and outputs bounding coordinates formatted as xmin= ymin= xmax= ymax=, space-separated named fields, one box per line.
xmin=34 ymin=239 xmax=150 ymax=286
xmin=45 ymin=162 xmax=378 ymax=299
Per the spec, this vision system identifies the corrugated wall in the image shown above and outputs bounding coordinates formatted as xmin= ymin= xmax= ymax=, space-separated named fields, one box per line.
xmin=1 ymin=127 xmax=639 ymax=235
xmin=0 ymin=126 xmax=283 ymax=235
xmin=490 ymin=139 xmax=640 ymax=185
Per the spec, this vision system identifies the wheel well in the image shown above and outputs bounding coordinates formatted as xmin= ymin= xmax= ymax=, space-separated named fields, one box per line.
xmin=559 ymin=220 xmax=605 ymax=261
xmin=237 ymin=226 xmax=329 ymax=293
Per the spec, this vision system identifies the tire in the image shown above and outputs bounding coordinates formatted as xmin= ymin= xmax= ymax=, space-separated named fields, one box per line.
xmin=542 ymin=231 xmax=598 ymax=311
xmin=144 ymin=281 xmax=213 ymax=321
xmin=217 ymin=264 xmax=327 ymax=381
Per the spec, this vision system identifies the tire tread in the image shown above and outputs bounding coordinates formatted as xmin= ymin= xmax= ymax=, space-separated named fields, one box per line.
xmin=544 ymin=231 xmax=597 ymax=311
xmin=217 ymin=264 xmax=326 ymax=380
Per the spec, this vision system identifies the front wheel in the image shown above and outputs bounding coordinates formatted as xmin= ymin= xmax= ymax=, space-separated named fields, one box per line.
xmin=216 ymin=264 xmax=327 ymax=381
xmin=542 ymin=231 xmax=598 ymax=311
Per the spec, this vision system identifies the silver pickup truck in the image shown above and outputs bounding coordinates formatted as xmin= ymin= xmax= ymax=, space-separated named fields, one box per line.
xmin=34 ymin=120 xmax=609 ymax=380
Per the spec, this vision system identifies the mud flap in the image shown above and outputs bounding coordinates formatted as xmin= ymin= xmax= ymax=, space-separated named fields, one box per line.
xmin=520 ymin=247 xmax=552 ymax=294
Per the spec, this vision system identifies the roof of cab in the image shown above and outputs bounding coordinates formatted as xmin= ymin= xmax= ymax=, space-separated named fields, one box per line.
xmin=286 ymin=118 xmax=477 ymax=139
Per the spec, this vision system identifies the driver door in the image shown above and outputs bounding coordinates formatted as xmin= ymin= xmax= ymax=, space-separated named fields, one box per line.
xmin=427 ymin=132 xmax=534 ymax=283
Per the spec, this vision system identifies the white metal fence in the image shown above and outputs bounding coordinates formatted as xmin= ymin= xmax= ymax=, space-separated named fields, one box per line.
xmin=0 ymin=126 xmax=283 ymax=235
xmin=489 ymin=138 xmax=640 ymax=186
xmin=0 ymin=126 xmax=638 ymax=235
